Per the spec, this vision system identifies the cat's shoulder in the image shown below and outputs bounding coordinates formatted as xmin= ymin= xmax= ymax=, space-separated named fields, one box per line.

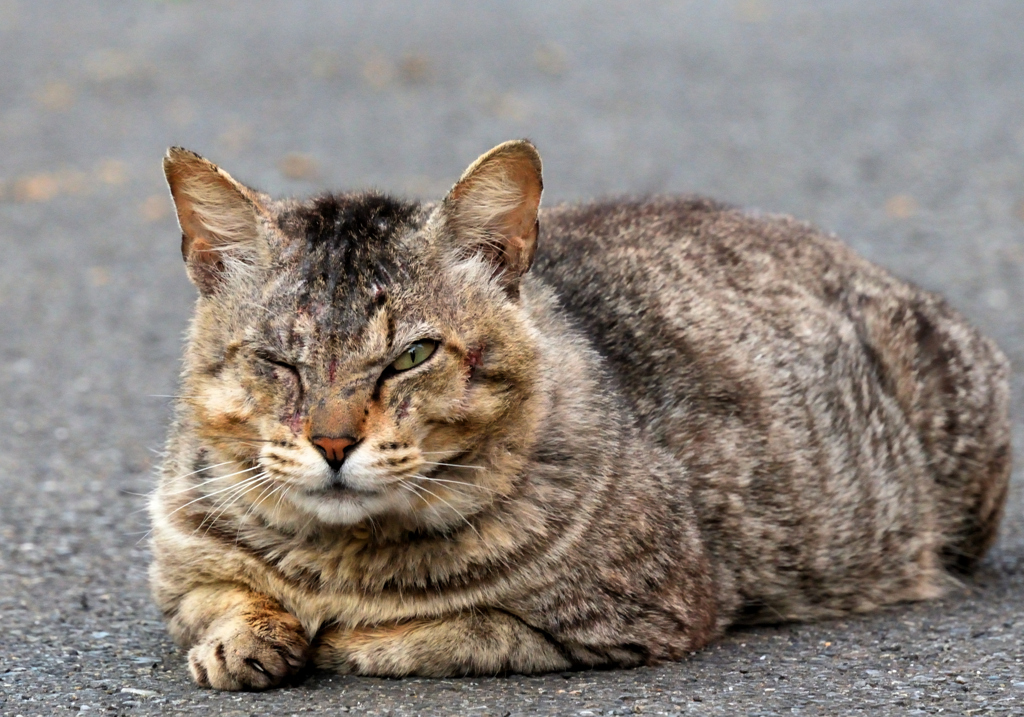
xmin=535 ymin=195 xmax=866 ymax=294
xmin=539 ymin=196 xmax=729 ymax=246
xmin=539 ymin=195 xmax=850 ymax=257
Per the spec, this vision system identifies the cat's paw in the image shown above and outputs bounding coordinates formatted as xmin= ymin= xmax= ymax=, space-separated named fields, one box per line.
xmin=188 ymin=609 xmax=309 ymax=690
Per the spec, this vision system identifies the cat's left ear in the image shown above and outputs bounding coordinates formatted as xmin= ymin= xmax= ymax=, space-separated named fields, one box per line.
xmin=163 ymin=147 xmax=269 ymax=296
xmin=440 ymin=139 xmax=543 ymax=296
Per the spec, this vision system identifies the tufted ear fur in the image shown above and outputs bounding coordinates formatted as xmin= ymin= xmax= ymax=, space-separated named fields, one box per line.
xmin=441 ymin=140 xmax=543 ymax=296
xmin=163 ymin=147 xmax=266 ymax=295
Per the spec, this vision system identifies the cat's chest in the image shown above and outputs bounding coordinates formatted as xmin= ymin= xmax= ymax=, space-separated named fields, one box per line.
xmin=234 ymin=527 xmax=523 ymax=627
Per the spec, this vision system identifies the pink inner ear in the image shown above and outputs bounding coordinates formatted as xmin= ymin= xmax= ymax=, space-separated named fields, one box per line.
xmin=501 ymin=162 xmax=542 ymax=238
xmin=164 ymin=148 xmax=266 ymax=295
xmin=184 ymin=235 xmax=227 ymax=291
xmin=188 ymin=236 xmax=220 ymax=267
xmin=448 ymin=151 xmax=542 ymax=284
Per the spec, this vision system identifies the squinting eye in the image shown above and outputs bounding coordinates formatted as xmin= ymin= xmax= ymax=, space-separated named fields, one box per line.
xmin=391 ymin=340 xmax=437 ymax=372
xmin=254 ymin=349 xmax=297 ymax=373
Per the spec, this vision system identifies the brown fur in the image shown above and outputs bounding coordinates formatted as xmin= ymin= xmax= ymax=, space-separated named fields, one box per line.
xmin=149 ymin=141 xmax=1010 ymax=690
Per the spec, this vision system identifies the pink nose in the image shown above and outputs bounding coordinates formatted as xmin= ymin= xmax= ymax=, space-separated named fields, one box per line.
xmin=311 ymin=435 xmax=358 ymax=471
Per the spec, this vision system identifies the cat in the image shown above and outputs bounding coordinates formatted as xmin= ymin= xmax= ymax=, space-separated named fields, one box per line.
xmin=149 ymin=140 xmax=1011 ymax=691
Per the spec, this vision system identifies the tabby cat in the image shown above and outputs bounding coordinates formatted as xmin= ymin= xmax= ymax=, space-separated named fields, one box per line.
xmin=150 ymin=140 xmax=1010 ymax=690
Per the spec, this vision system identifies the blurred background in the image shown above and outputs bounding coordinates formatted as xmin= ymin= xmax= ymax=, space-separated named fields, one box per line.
xmin=1 ymin=1 xmax=1023 ymax=714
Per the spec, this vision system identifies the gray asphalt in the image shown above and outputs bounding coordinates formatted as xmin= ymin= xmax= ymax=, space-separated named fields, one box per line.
xmin=2 ymin=1 xmax=1023 ymax=715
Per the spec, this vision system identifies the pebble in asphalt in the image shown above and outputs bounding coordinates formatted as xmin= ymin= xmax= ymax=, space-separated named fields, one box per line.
xmin=1 ymin=1 xmax=1023 ymax=715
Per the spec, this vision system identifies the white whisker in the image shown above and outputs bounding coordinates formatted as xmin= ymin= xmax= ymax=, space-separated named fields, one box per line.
xmin=397 ymin=481 xmax=432 ymax=509
xmin=271 ymin=477 xmax=293 ymax=517
xmin=413 ymin=475 xmax=499 ymax=494
xmin=198 ymin=473 xmax=273 ymax=536
xmin=163 ymin=464 xmax=260 ymax=496
xmin=258 ymin=481 xmax=291 ymax=524
xmin=401 ymin=479 xmax=480 ymax=538
xmin=165 ymin=470 xmax=267 ymax=519
xmin=296 ymin=503 xmax=321 ymax=537
xmin=419 ymin=461 xmax=487 ymax=471
xmin=198 ymin=474 xmax=271 ymax=524
xmin=236 ymin=475 xmax=283 ymax=535
xmin=165 ymin=460 xmax=237 ymax=483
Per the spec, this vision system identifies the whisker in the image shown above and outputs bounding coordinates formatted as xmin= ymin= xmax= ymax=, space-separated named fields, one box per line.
xmin=419 ymin=461 xmax=486 ymax=471
xmin=258 ymin=482 xmax=293 ymax=526
xmin=165 ymin=471 xmax=269 ymax=519
xmin=202 ymin=474 xmax=271 ymax=517
xmin=397 ymin=481 xmax=425 ymax=499
xmin=189 ymin=484 xmax=256 ymax=536
xmin=397 ymin=481 xmax=434 ymax=510
xmin=272 ymin=480 xmax=292 ymax=516
xmin=251 ymin=478 xmax=281 ymax=509
xmin=400 ymin=480 xmax=480 ymax=538
xmin=127 ymin=506 xmax=153 ymax=520
xmin=213 ymin=474 xmax=277 ymax=533
xmin=204 ymin=435 xmax=279 ymax=444
xmin=162 ymin=464 xmax=261 ymax=496
xmin=198 ymin=473 xmax=273 ymax=537
xmin=165 ymin=460 xmax=237 ymax=483
xmin=236 ymin=476 xmax=282 ymax=535
xmin=295 ymin=495 xmax=323 ymax=537
xmin=413 ymin=475 xmax=499 ymax=494
xmin=246 ymin=471 xmax=292 ymax=520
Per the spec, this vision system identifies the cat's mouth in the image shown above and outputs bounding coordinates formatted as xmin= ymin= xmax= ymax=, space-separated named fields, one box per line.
xmin=304 ymin=481 xmax=380 ymax=500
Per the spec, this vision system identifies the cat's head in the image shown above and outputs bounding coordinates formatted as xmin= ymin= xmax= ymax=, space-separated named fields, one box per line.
xmin=164 ymin=141 xmax=545 ymax=529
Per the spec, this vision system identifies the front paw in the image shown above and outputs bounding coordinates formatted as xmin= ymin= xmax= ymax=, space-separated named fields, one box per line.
xmin=188 ymin=608 xmax=309 ymax=690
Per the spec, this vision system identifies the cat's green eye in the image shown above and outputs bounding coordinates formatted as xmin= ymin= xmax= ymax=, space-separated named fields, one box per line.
xmin=391 ymin=340 xmax=437 ymax=372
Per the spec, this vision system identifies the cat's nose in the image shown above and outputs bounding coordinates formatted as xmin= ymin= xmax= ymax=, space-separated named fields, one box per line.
xmin=311 ymin=435 xmax=359 ymax=472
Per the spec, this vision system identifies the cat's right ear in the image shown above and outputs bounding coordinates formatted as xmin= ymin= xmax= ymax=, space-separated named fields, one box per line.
xmin=437 ymin=140 xmax=543 ymax=298
xmin=163 ymin=148 xmax=266 ymax=296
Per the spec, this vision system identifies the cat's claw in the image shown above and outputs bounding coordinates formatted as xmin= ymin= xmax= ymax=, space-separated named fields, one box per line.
xmin=187 ymin=611 xmax=309 ymax=690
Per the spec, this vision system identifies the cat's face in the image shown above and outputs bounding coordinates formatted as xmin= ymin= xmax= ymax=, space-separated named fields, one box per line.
xmin=165 ymin=142 xmax=543 ymax=529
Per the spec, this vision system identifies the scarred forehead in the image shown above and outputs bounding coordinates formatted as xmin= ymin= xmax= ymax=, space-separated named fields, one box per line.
xmin=270 ymin=192 xmax=425 ymax=342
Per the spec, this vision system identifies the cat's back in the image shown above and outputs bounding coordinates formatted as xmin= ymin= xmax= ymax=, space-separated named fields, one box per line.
xmin=530 ymin=196 xmax=1001 ymax=446
xmin=530 ymin=197 xmax=901 ymax=432
xmin=531 ymin=197 xmax=1010 ymax=613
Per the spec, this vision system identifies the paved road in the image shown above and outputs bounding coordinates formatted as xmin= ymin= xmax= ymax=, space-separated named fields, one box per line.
xmin=2 ymin=1 xmax=1023 ymax=714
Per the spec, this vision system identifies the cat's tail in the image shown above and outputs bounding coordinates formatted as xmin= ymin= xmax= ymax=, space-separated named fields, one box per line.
xmin=860 ymin=291 xmax=1012 ymax=574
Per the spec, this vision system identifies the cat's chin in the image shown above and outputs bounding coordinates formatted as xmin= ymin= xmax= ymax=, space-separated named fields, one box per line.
xmin=285 ymin=486 xmax=390 ymax=526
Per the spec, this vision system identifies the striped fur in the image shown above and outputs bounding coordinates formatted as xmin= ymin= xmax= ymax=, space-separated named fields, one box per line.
xmin=150 ymin=141 xmax=1010 ymax=690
